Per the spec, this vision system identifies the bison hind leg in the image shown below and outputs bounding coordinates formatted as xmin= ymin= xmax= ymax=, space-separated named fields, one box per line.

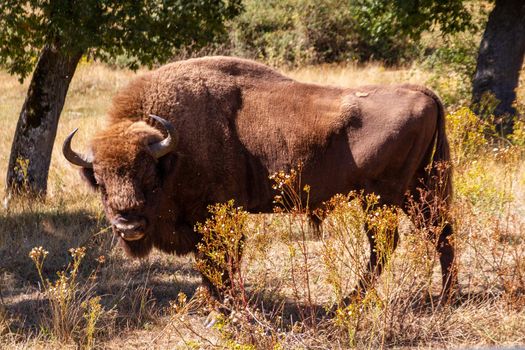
xmin=436 ymin=221 xmax=457 ymax=299
xmin=308 ymin=213 xmax=324 ymax=239
xmin=404 ymin=194 xmax=457 ymax=301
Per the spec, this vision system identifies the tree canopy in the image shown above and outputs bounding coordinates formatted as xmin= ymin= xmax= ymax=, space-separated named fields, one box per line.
xmin=366 ymin=0 xmax=472 ymax=37
xmin=0 ymin=0 xmax=242 ymax=80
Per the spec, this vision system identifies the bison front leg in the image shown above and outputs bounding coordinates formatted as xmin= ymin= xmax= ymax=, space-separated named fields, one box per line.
xmin=195 ymin=249 xmax=225 ymax=299
xmin=195 ymin=234 xmax=246 ymax=305
xmin=356 ymin=221 xmax=400 ymax=295
xmin=338 ymin=215 xmax=400 ymax=307
xmin=195 ymin=249 xmax=240 ymax=303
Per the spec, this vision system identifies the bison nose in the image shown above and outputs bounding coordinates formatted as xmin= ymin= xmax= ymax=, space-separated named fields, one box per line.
xmin=112 ymin=215 xmax=147 ymax=241
xmin=113 ymin=215 xmax=146 ymax=230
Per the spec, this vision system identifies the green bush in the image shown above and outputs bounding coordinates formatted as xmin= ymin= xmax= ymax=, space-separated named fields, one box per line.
xmin=417 ymin=3 xmax=488 ymax=106
xmin=419 ymin=31 xmax=479 ymax=106
xmin=227 ymin=0 xmax=418 ymax=67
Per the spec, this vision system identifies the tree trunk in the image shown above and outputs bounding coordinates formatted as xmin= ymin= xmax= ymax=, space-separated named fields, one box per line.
xmin=5 ymin=44 xmax=82 ymax=197
xmin=471 ymin=0 xmax=525 ymax=135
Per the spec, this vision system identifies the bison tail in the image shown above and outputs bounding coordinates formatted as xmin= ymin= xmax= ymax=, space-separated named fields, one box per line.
xmin=427 ymin=90 xmax=453 ymax=205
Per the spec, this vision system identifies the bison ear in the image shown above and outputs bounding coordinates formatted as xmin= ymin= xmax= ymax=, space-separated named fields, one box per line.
xmin=157 ymin=153 xmax=178 ymax=178
xmin=80 ymin=167 xmax=98 ymax=191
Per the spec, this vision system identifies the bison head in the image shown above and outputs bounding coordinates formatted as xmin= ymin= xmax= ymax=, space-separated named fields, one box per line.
xmin=63 ymin=115 xmax=177 ymax=257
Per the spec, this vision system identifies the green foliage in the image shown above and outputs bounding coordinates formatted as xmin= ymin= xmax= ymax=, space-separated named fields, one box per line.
xmin=447 ymin=107 xmax=495 ymax=165
xmin=229 ymin=0 xmax=356 ymax=66
xmin=349 ymin=0 xmax=416 ymax=63
xmin=447 ymin=108 xmax=520 ymax=215
xmin=363 ymin=0 xmax=471 ymax=38
xmin=228 ymin=0 xmax=471 ymax=66
xmin=509 ymin=118 xmax=525 ymax=147
xmin=455 ymin=159 xmax=513 ymax=214
xmin=420 ymin=34 xmax=478 ymax=105
xmin=419 ymin=2 xmax=491 ymax=107
xmin=0 ymin=0 xmax=242 ymax=80
xmin=350 ymin=0 xmax=472 ymax=64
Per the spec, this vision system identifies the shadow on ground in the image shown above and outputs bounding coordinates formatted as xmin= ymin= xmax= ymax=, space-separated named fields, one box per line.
xmin=1 ymin=209 xmax=106 ymax=287
xmin=0 ymin=208 xmax=207 ymax=341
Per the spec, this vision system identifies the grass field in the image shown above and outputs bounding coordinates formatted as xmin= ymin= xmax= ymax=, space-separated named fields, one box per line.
xmin=1 ymin=61 xmax=525 ymax=349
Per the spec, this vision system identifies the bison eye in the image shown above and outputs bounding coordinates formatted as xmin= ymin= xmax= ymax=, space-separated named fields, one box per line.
xmin=99 ymin=186 xmax=108 ymax=199
xmin=97 ymin=182 xmax=106 ymax=194
xmin=116 ymin=167 xmax=126 ymax=177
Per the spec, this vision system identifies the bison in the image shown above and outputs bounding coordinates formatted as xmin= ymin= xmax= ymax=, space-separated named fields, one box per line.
xmin=63 ymin=56 xmax=456 ymax=298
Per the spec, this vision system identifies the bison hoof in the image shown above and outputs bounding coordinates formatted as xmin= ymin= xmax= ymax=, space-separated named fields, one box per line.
xmin=204 ymin=310 xmax=221 ymax=329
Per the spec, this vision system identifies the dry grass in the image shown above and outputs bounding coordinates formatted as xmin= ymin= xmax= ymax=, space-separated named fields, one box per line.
xmin=284 ymin=62 xmax=428 ymax=87
xmin=1 ymin=60 xmax=525 ymax=349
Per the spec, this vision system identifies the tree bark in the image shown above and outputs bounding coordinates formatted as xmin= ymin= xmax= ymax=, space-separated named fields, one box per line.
xmin=472 ymin=0 xmax=525 ymax=135
xmin=5 ymin=44 xmax=82 ymax=197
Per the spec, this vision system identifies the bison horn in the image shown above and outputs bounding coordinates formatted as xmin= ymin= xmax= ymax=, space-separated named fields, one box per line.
xmin=62 ymin=129 xmax=93 ymax=168
xmin=148 ymin=114 xmax=177 ymax=158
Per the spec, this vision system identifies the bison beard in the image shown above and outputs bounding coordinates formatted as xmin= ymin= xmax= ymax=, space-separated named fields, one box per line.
xmin=64 ymin=56 xmax=456 ymax=300
xmin=119 ymin=233 xmax=153 ymax=258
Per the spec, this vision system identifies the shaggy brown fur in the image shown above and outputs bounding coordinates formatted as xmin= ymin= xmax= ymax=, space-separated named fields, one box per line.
xmin=74 ymin=56 xmax=455 ymax=296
